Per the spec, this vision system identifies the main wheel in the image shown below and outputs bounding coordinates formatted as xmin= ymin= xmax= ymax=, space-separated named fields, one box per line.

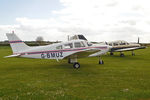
xmin=73 ymin=62 xmax=80 ymax=69
xmin=99 ymin=60 xmax=104 ymax=64
xmin=120 ymin=53 xmax=124 ymax=57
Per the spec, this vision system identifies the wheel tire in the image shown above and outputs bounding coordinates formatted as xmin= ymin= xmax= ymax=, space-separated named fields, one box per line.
xmin=73 ymin=62 xmax=80 ymax=69
xmin=99 ymin=60 xmax=104 ymax=64
xmin=110 ymin=52 xmax=114 ymax=55
xmin=120 ymin=54 xmax=124 ymax=57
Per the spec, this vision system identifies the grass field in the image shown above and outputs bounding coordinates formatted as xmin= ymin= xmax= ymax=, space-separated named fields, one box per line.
xmin=0 ymin=46 xmax=150 ymax=100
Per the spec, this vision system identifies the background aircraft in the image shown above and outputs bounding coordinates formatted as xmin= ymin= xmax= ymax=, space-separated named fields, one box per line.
xmin=106 ymin=40 xmax=146 ymax=57
xmin=69 ymin=34 xmax=146 ymax=57
xmin=5 ymin=32 xmax=110 ymax=69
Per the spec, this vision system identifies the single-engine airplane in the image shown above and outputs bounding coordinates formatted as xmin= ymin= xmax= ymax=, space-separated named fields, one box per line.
xmin=5 ymin=32 xmax=110 ymax=69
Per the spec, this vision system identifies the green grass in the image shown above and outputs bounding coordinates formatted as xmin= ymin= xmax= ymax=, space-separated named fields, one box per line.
xmin=0 ymin=46 xmax=150 ymax=100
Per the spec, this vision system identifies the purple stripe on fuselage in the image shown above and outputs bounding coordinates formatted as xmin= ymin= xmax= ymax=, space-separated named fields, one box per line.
xmin=17 ymin=46 xmax=108 ymax=55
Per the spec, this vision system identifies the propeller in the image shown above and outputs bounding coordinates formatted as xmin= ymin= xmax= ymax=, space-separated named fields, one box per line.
xmin=137 ymin=37 xmax=140 ymax=44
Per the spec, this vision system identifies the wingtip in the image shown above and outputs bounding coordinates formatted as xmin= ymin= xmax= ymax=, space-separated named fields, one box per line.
xmin=3 ymin=56 xmax=7 ymax=58
xmin=4 ymin=54 xmax=21 ymax=58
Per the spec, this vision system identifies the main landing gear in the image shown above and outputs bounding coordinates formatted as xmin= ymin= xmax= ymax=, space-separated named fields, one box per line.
xmin=68 ymin=58 xmax=80 ymax=69
xmin=120 ymin=52 xmax=125 ymax=57
xmin=120 ymin=51 xmax=135 ymax=57
xmin=68 ymin=56 xmax=104 ymax=69
xmin=73 ymin=62 xmax=80 ymax=69
xmin=110 ymin=51 xmax=135 ymax=57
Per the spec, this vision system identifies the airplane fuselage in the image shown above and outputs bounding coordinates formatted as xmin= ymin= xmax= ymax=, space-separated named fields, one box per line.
xmin=13 ymin=40 xmax=109 ymax=59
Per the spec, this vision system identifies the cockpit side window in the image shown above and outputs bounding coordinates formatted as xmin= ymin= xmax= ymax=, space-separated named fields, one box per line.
xmin=56 ymin=45 xmax=62 ymax=50
xmin=64 ymin=43 xmax=73 ymax=49
xmin=109 ymin=43 xmax=112 ymax=46
xmin=113 ymin=43 xmax=118 ymax=46
xmin=74 ymin=42 xmax=85 ymax=48
xmin=87 ymin=42 xmax=92 ymax=46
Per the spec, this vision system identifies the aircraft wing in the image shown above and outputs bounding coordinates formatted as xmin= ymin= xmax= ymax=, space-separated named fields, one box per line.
xmin=113 ymin=46 xmax=146 ymax=52
xmin=64 ymin=48 xmax=101 ymax=59
xmin=4 ymin=54 xmax=21 ymax=58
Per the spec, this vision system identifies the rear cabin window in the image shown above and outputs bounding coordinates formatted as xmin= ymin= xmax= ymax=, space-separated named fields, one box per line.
xmin=64 ymin=43 xmax=73 ymax=49
xmin=56 ymin=45 xmax=62 ymax=49
xmin=74 ymin=42 xmax=85 ymax=48
xmin=120 ymin=43 xmax=126 ymax=45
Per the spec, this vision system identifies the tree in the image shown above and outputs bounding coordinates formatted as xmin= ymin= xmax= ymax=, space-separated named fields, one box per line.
xmin=36 ymin=36 xmax=44 ymax=45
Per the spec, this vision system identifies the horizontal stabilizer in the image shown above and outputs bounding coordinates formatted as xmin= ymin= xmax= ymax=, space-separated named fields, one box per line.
xmin=4 ymin=54 xmax=20 ymax=58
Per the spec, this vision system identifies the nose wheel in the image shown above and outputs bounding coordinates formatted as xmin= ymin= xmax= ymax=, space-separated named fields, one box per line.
xmin=99 ymin=56 xmax=104 ymax=64
xmin=110 ymin=52 xmax=114 ymax=55
xmin=132 ymin=51 xmax=135 ymax=56
xmin=99 ymin=60 xmax=104 ymax=64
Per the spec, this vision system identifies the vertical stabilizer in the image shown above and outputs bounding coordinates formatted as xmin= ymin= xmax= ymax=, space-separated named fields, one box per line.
xmin=6 ymin=32 xmax=30 ymax=53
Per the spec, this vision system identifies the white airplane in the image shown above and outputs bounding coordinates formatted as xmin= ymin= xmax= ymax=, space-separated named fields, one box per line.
xmin=5 ymin=32 xmax=110 ymax=69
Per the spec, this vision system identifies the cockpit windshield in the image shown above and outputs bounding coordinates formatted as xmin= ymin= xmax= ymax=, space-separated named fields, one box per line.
xmin=69 ymin=35 xmax=87 ymax=41
xmin=78 ymin=35 xmax=87 ymax=40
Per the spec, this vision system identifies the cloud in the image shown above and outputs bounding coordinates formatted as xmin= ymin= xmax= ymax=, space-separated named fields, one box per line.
xmin=0 ymin=0 xmax=150 ymax=43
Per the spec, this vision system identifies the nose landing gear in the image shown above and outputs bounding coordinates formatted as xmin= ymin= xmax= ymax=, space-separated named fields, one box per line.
xmin=99 ymin=56 xmax=104 ymax=64
xmin=132 ymin=51 xmax=135 ymax=56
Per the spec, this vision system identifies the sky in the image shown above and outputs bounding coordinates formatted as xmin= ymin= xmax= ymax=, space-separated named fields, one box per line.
xmin=0 ymin=0 xmax=150 ymax=43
